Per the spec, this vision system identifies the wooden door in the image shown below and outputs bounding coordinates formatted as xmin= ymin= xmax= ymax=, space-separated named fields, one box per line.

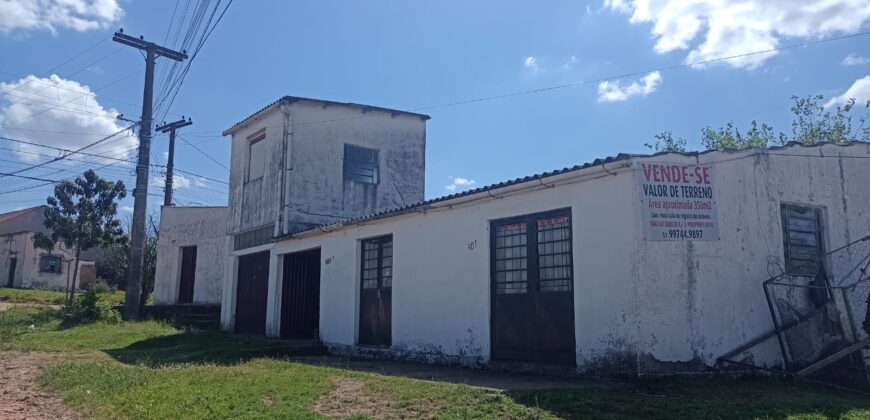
xmin=178 ymin=247 xmax=197 ymax=304
xmin=281 ymin=249 xmax=321 ymax=339
xmin=235 ymin=251 xmax=270 ymax=335
xmin=6 ymin=258 xmax=16 ymax=288
xmin=359 ymin=235 xmax=392 ymax=346
xmin=491 ymin=209 xmax=576 ymax=365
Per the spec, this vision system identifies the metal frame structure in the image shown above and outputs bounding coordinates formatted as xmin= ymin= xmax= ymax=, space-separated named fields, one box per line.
xmin=717 ymin=235 xmax=870 ymax=391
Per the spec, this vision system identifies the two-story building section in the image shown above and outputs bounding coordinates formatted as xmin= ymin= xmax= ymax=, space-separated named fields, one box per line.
xmin=218 ymin=96 xmax=429 ymax=334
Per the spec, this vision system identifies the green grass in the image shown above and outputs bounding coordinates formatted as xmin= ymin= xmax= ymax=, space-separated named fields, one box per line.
xmin=3 ymin=306 xmax=870 ymax=419
xmin=0 ymin=287 xmax=129 ymax=306
xmin=0 ymin=287 xmax=68 ymax=305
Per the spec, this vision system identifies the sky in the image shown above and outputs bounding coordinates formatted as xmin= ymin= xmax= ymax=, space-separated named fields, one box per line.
xmin=0 ymin=0 xmax=869 ymax=216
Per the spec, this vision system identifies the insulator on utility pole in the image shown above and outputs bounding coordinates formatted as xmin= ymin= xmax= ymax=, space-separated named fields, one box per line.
xmin=157 ymin=118 xmax=194 ymax=207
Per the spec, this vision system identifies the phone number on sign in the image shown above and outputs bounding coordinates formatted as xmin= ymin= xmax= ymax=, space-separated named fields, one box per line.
xmin=662 ymin=229 xmax=704 ymax=239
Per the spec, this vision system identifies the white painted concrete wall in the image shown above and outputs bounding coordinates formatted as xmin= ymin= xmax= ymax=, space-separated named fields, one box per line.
xmin=1 ymin=232 xmax=92 ymax=290
xmin=225 ymin=98 xmax=426 ymax=237
xmin=154 ymin=206 xmax=228 ymax=305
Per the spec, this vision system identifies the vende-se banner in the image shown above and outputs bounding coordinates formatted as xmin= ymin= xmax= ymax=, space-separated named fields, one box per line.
xmin=638 ymin=162 xmax=719 ymax=241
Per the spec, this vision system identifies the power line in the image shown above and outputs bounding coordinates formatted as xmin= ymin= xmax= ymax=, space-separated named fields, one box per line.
xmin=1 ymin=69 xmax=143 ymax=127
xmin=178 ymin=134 xmax=228 ymax=170
xmin=202 ymin=28 xmax=870 ymax=137
xmin=0 ymin=37 xmax=109 ymax=98
xmin=0 ymin=125 xmax=136 ymax=179
xmin=0 ymin=133 xmax=229 ymax=185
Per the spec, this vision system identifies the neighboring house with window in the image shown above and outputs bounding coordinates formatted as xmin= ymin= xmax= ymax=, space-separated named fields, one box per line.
xmin=0 ymin=206 xmax=96 ymax=291
xmin=154 ymin=94 xmax=870 ymax=377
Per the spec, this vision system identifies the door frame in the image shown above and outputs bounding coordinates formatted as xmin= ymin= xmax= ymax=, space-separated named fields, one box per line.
xmin=489 ymin=207 xmax=577 ymax=365
xmin=357 ymin=234 xmax=393 ymax=346
xmin=178 ymin=246 xmax=197 ymax=304
xmin=234 ymin=250 xmax=271 ymax=335
xmin=6 ymin=257 xmax=16 ymax=288
xmin=279 ymin=248 xmax=321 ymax=339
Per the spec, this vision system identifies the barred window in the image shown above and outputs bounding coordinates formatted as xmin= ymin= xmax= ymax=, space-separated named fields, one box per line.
xmin=39 ymin=255 xmax=62 ymax=274
xmin=537 ymin=216 xmax=572 ymax=292
xmin=344 ymin=144 xmax=379 ymax=184
xmin=234 ymin=225 xmax=274 ymax=251
xmin=361 ymin=235 xmax=392 ymax=289
xmin=493 ymin=222 xmax=528 ymax=294
xmin=781 ymin=204 xmax=825 ymax=275
xmin=492 ymin=210 xmax=573 ymax=295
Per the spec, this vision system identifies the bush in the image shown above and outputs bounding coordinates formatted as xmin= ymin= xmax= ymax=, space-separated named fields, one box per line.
xmin=67 ymin=288 xmax=120 ymax=323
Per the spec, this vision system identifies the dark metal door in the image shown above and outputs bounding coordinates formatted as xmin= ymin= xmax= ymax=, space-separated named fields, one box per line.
xmin=6 ymin=258 xmax=16 ymax=288
xmin=235 ymin=251 xmax=270 ymax=335
xmin=178 ymin=246 xmax=197 ymax=304
xmin=359 ymin=235 xmax=392 ymax=346
xmin=281 ymin=249 xmax=321 ymax=339
xmin=491 ymin=209 xmax=576 ymax=365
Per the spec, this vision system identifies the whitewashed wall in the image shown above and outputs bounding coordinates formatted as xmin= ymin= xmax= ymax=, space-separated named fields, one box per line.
xmin=154 ymin=206 xmax=228 ymax=305
xmin=270 ymin=161 xmax=637 ymax=368
xmin=230 ymin=142 xmax=870 ymax=376
xmin=1 ymin=232 xmax=90 ymax=290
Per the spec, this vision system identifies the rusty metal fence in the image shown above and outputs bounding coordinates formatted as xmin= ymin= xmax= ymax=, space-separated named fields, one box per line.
xmin=718 ymin=235 xmax=870 ymax=392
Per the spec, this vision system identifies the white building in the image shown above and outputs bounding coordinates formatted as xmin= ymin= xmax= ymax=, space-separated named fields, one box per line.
xmin=153 ymin=206 xmax=228 ymax=305
xmin=0 ymin=206 xmax=96 ymax=291
xmin=156 ymin=95 xmax=870 ymax=376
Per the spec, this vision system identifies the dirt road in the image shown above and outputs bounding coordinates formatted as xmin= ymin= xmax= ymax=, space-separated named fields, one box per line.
xmin=0 ymin=352 xmax=79 ymax=420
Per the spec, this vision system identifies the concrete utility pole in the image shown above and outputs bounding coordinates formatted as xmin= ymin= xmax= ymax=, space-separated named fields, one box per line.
xmin=156 ymin=118 xmax=193 ymax=207
xmin=113 ymin=29 xmax=187 ymax=320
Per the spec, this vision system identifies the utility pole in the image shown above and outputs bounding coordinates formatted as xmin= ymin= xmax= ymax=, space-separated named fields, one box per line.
xmin=113 ymin=29 xmax=187 ymax=320
xmin=156 ymin=118 xmax=193 ymax=207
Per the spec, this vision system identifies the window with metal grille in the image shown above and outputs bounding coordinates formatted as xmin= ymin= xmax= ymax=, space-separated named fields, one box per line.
xmin=343 ymin=144 xmax=379 ymax=184
xmin=494 ymin=222 xmax=528 ymax=294
xmin=781 ymin=204 xmax=825 ymax=275
xmin=234 ymin=225 xmax=274 ymax=251
xmin=537 ymin=215 xmax=573 ymax=292
xmin=39 ymin=255 xmax=62 ymax=274
xmin=361 ymin=235 xmax=392 ymax=289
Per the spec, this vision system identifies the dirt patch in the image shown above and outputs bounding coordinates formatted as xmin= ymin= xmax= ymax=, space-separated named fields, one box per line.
xmin=313 ymin=376 xmax=437 ymax=419
xmin=0 ymin=352 xmax=80 ymax=420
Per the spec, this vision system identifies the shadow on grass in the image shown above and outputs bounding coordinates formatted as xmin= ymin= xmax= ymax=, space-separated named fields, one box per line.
xmin=506 ymin=376 xmax=870 ymax=420
xmin=105 ymin=330 xmax=323 ymax=367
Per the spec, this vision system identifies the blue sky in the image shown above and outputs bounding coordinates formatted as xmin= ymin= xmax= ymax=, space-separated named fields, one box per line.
xmin=0 ymin=0 xmax=868 ymax=215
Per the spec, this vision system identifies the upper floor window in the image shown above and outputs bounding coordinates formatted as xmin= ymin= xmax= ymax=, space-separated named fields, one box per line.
xmin=248 ymin=134 xmax=267 ymax=181
xmin=39 ymin=255 xmax=62 ymax=274
xmin=343 ymin=144 xmax=379 ymax=184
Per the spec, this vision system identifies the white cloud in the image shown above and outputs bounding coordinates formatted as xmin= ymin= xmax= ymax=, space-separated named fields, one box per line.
xmin=562 ymin=56 xmax=579 ymax=71
xmin=843 ymin=53 xmax=870 ymax=66
xmin=121 ymin=206 xmax=133 ymax=213
xmin=825 ymin=75 xmax=870 ymax=108
xmin=0 ymin=0 xmax=124 ymax=34
xmin=605 ymin=0 xmax=870 ymax=70
xmin=445 ymin=176 xmax=477 ymax=192
xmin=523 ymin=56 xmax=540 ymax=72
xmin=0 ymin=74 xmax=137 ymax=162
xmin=597 ymin=71 xmax=662 ymax=102
xmin=150 ymin=174 xmax=192 ymax=190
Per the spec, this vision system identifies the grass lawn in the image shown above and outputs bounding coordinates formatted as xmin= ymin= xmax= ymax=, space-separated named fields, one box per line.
xmin=0 ymin=287 xmax=68 ymax=305
xmin=0 ymin=287 xmax=132 ymax=307
xmin=3 ymin=306 xmax=870 ymax=419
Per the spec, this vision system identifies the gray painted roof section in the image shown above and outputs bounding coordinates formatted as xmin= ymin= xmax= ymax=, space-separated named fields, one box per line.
xmin=223 ymin=96 xmax=431 ymax=135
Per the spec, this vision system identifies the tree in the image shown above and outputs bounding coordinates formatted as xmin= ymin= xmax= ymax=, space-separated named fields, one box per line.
xmin=32 ymin=170 xmax=126 ymax=306
xmin=647 ymin=95 xmax=870 ymax=152
xmin=644 ymin=131 xmax=687 ymax=153
xmin=141 ymin=214 xmax=159 ymax=310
